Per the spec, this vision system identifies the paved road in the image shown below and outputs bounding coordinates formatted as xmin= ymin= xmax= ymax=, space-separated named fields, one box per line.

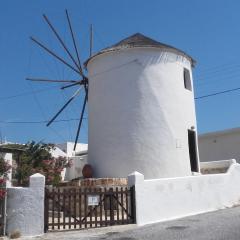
xmin=33 ymin=206 xmax=240 ymax=240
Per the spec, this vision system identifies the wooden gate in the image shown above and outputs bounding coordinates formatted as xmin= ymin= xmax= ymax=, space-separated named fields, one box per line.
xmin=44 ymin=186 xmax=135 ymax=231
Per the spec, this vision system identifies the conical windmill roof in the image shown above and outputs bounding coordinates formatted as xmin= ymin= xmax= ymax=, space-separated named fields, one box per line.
xmin=85 ymin=33 xmax=196 ymax=67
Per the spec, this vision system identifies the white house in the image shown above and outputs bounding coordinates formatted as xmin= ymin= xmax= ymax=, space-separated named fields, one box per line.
xmin=0 ymin=142 xmax=88 ymax=182
xmin=86 ymin=33 xmax=199 ymax=179
xmin=198 ymin=127 xmax=240 ymax=163
xmin=54 ymin=142 xmax=88 ymax=181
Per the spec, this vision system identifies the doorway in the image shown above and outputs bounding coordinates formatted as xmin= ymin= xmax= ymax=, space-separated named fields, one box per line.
xmin=188 ymin=129 xmax=199 ymax=172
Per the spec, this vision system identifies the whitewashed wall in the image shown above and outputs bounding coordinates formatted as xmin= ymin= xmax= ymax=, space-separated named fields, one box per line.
xmin=200 ymin=159 xmax=236 ymax=170
xmin=56 ymin=142 xmax=88 ymax=156
xmin=198 ymin=128 xmax=240 ymax=163
xmin=51 ymin=143 xmax=88 ymax=181
xmin=128 ymin=162 xmax=240 ymax=226
xmin=88 ymin=47 xmax=199 ymax=179
xmin=64 ymin=155 xmax=88 ymax=180
xmin=6 ymin=173 xmax=45 ymax=237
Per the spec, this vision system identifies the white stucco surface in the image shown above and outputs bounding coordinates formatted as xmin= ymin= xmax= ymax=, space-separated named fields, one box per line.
xmin=128 ymin=162 xmax=240 ymax=226
xmin=51 ymin=142 xmax=88 ymax=181
xmin=56 ymin=142 xmax=88 ymax=157
xmin=50 ymin=146 xmax=67 ymax=159
xmin=199 ymin=128 xmax=240 ymax=163
xmin=64 ymin=155 xmax=88 ymax=180
xmin=200 ymin=159 xmax=236 ymax=170
xmin=87 ymin=47 xmax=199 ymax=179
xmin=6 ymin=173 xmax=45 ymax=237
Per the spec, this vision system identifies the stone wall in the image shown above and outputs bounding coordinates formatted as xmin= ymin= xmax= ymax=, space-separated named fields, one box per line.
xmin=60 ymin=178 xmax=127 ymax=187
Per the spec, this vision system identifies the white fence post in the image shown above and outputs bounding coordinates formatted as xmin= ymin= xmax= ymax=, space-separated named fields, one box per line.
xmin=128 ymin=171 xmax=144 ymax=225
xmin=6 ymin=173 xmax=45 ymax=237
xmin=128 ymin=171 xmax=144 ymax=187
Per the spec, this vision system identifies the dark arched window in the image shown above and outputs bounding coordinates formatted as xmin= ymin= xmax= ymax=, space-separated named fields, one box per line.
xmin=183 ymin=68 xmax=192 ymax=91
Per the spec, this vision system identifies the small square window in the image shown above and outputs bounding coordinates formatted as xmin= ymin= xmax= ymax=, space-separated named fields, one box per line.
xmin=183 ymin=68 xmax=192 ymax=91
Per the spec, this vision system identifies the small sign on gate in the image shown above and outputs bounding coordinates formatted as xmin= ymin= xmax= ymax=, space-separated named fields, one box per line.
xmin=87 ymin=195 xmax=100 ymax=206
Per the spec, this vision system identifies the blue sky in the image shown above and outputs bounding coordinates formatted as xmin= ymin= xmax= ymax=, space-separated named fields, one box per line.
xmin=1 ymin=0 xmax=240 ymax=144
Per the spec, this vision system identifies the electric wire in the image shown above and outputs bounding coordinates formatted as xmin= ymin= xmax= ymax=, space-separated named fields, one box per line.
xmin=53 ymin=27 xmax=73 ymax=142
xmin=196 ymin=65 xmax=240 ymax=80
xmin=195 ymin=75 xmax=240 ymax=88
xmin=27 ymin=44 xmax=68 ymax=142
xmin=195 ymin=86 xmax=240 ymax=99
xmin=0 ymin=70 xmax=239 ymax=104
xmin=195 ymin=60 xmax=240 ymax=74
xmin=2 ymin=52 xmax=240 ymax=145
xmin=0 ymin=118 xmax=87 ymax=124
xmin=195 ymin=68 xmax=240 ymax=85
xmin=0 ymin=86 xmax=59 ymax=101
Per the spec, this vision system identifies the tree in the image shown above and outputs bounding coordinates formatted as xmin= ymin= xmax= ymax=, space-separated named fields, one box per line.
xmin=7 ymin=141 xmax=71 ymax=186
xmin=0 ymin=157 xmax=11 ymax=199
xmin=35 ymin=157 xmax=71 ymax=186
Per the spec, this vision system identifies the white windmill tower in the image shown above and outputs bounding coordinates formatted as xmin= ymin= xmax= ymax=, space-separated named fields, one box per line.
xmin=27 ymin=12 xmax=199 ymax=180
xmin=86 ymin=33 xmax=199 ymax=179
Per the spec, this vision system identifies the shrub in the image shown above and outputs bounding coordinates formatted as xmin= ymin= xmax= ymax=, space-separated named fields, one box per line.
xmin=0 ymin=157 xmax=11 ymax=199
xmin=6 ymin=141 xmax=72 ymax=186
xmin=9 ymin=230 xmax=21 ymax=239
xmin=34 ymin=156 xmax=72 ymax=186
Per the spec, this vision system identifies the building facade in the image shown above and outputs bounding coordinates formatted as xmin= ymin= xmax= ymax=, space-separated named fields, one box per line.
xmin=198 ymin=127 xmax=240 ymax=163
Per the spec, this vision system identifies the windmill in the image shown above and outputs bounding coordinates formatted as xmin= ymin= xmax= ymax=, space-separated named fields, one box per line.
xmin=26 ymin=10 xmax=92 ymax=150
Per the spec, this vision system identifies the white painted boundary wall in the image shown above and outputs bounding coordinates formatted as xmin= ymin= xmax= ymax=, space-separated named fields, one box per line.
xmin=200 ymin=159 xmax=236 ymax=170
xmin=64 ymin=155 xmax=88 ymax=181
xmin=6 ymin=173 xmax=45 ymax=237
xmin=128 ymin=162 xmax=240 ymax=226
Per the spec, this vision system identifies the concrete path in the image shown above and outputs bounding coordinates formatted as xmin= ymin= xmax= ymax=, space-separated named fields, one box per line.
xmin=27 ymin=206 xmax=240 ymax=240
